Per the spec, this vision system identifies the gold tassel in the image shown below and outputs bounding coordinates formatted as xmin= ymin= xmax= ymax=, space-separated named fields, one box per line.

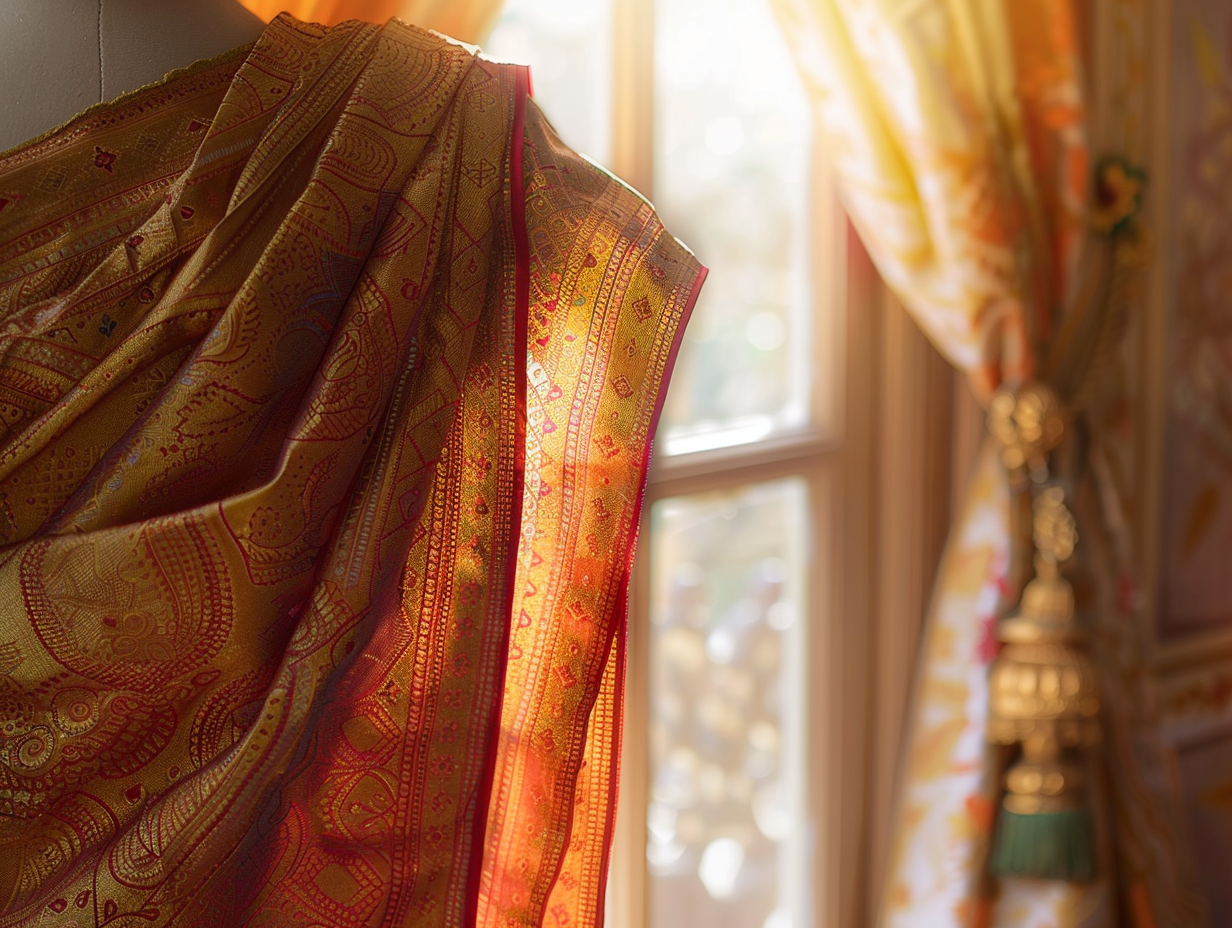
xmin=981 ymin=158 xmax=1147 ymax=885
xmin=987 ymin=391 xmax=1102 ymax=882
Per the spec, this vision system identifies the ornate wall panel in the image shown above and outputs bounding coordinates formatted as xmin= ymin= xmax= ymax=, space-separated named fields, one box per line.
xmin=1127 ymin=0 xmax=1232 ymax=922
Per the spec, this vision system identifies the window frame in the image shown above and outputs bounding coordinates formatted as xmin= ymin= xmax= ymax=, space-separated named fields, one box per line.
xmin=603 ymin=1 xmax=868 ymax=918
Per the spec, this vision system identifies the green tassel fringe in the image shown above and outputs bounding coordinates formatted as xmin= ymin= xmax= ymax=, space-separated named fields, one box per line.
xmin=990 ymin=808 xmax=1095 ymax=881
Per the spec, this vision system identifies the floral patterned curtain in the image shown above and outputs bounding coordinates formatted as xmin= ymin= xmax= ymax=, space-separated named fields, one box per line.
xmin=238 ymin=0 xmax=507 ymax=42
xmin=767 ymin=0 xmax=1200 ymax=925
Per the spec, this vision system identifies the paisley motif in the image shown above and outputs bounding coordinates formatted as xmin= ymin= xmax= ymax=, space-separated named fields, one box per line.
xmin=21 ymin=516 xmax=232 ymax=695
xmin=0 ymin=13 xmax=701 ymax=928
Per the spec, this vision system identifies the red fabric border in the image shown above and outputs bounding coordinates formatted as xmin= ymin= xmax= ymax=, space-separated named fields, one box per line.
xmin=591 ymin=262 xmax=707 ymax=925
xmin=463 ymin=63 xmax=532 ymax=928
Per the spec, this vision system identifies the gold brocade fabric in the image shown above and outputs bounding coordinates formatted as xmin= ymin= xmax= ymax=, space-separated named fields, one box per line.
xmin=0 ymin=14 xmax=702 ymax=927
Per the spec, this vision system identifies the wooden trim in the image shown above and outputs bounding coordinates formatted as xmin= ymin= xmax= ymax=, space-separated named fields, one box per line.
xmin=812 ymin=130 xmax=847 ymax=444
xmin=1133 ymin=0 xmax=1170 ymax=670
xmin=812 ymin=218 xmax=875 ymax=928
xmin=608 ymin=540 xmax=650 ymax=928
xmin=1126 ymin=0 xmax=1232 ymax=678
xmin=605 ymin=0 xmax=656 ymax=920
xmin=610 ymin=0 xmax=654 ymax=198
xmin=646 ymin=434 xmax=837 ymax=498
xmin=1104 ymin=0 xmax=1232 ymax=681
xmin=1154 ymin=630 xmax=1232 ymax=676
xmin=866 ymin=284 xmax=957 ymax=917
xmin=951 ymin=371 xmax=984 ymax=522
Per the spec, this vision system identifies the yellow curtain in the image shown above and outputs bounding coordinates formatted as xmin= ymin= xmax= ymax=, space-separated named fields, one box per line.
xmin=767 ymin=0 xmax=1198 ymax=925
xmin=238 ymin=0 xmax=507 ymax=43
xmin=769 ymin=0 xmax=1085 ymax=401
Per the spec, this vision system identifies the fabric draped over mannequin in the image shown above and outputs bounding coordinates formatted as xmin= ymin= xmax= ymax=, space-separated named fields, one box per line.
xmin=767 ymin=0 xmax=1199 ymax=926
xmin=238 ymin=0 xmax=508 ymax=44
xmin=0 ymin=14 xmax=702 ymax=927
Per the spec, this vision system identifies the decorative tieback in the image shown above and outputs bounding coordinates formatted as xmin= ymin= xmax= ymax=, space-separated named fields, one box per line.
xmin=988 ymin=381 xmax=1065 ymax=488
xmin=986 ymin=388 xmax=1102 ymax=882
xmin=979 ymin=159 xmax=1146 ymax=887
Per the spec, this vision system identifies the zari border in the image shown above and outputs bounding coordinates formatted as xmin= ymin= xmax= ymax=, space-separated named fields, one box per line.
xmin=0 ymin=42 xmax=254 ymax=164
xmin=463 ymin=62 xmax=533 ymax=928
xmin=591 ymin=265 xmax=707 ymax=928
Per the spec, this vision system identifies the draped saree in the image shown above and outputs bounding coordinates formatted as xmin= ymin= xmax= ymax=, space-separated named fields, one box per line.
xmin=0 ymin=13 xmax=703 ymax=927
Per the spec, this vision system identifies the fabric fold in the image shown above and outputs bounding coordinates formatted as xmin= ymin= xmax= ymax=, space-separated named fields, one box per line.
xmin=766 ymin=1 xmax=1200 ymax=925
xmin=0 ymin=14 xmax=702 ymax=928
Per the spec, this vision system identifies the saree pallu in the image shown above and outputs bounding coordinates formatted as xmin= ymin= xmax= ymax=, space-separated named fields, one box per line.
xmin=0 ymin=14 xmax=703 ymax=927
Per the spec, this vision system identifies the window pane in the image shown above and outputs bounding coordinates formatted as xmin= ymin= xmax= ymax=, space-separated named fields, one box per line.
xmin=484 ymin=0 xmax=613 ymax=166
xmin=648 ymin=479 xmax=811 ymax=928
xmin=654 ymin=0 xmax=815 ymax=456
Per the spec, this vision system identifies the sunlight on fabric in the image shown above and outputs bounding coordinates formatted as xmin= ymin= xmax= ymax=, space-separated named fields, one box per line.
xmin=654 ymin=0 xmax=815 ymax=455
xmin=483 ymin=0 xmax=613 ymax=165
xmin=648 ymin=480 xmax=811 ymax=928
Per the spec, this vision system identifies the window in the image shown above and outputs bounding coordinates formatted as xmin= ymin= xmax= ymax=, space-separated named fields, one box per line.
xmin=487 ymin=3 xmax=841 ymax=927
xmin=487 ymin=4 xmax=962 ymax=926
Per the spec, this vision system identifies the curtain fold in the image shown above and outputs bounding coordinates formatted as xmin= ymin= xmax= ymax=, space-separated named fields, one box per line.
xmin=767 ymin=0 xmax=1198 ymax=925
xmin=238 ymin=0 xmax=507 ymax=43
xmin=768 ymin=0 xmax=1081 ymax=401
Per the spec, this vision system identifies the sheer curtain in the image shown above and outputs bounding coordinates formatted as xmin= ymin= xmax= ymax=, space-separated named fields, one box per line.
xmin=239 ymin=0 xmax=507 ymax=42
xmin=766 ymin=0 xmax=1198 ymax=926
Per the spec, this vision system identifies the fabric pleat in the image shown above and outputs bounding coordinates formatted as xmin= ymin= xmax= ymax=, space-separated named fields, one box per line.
xmin=0 ymin=14 xmax=702 ymax=927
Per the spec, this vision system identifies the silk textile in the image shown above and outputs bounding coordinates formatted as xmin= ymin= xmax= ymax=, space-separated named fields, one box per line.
xmin=768 ymin=1 xmax=1197 ymax=925
xmin=0 ymin=14 xmax=703 ymax=927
